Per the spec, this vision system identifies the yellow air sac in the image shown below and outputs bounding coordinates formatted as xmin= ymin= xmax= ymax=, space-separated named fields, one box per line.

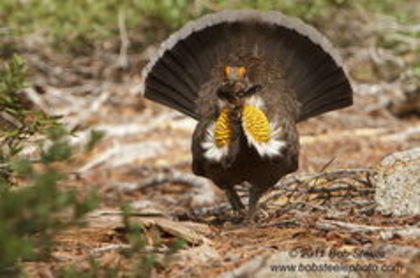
xmin=214 ymin=108 xmax=232 ymax=147
xmin=242 ymin=105 xmax=272 ymax=143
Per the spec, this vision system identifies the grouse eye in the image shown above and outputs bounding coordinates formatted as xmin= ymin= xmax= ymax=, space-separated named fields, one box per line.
xmin=224 ymin=66 xmax=232 ymax=77
xmin=224 ymin=66 xmax=247 ymax=80
xmin=237 ymin=67 xmax=247 ymax=78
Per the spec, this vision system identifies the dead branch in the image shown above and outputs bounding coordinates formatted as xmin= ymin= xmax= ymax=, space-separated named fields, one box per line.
xmin=137 ymin=170 xmax=209 ymax=192
xmin=381 ymin=243 xmax=420 ymax=259
xmin=0 ymin=111 xmax=22 ymax=128
xmin=91 ymin=244 xmax=130 ymax=254
xmin=133 ymin=170 xmax=217 ymax=207
xmin=316 ymin=220 xmax=420 ymax=238
xmin=78 ymin=141 xmax=166 ymax=172
xmin=68 ymin=88 xmax=111 ymax=128
xmin=300 ymin=125 xmax=420 ymax=145
xmin=117 ymin=8 xmax=129 ymax=68
xmin=142 ymin=172 xmax=214 ymax=203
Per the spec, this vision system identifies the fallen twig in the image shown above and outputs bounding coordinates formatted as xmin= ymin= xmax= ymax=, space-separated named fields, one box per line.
xmin=117 ymin=8 xmax=130 ymax=68
xmin=316 ymin=220 xmax=420 ymax=238
xmin=134 ymin=170 xmax=217 ymax=207
xmin=91 ymin=244 xmax=130 ymax=254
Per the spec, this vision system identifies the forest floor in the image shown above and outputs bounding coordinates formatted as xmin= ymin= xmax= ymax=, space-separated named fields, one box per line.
xmin=6 ymin=8 xmax=420 ymax=278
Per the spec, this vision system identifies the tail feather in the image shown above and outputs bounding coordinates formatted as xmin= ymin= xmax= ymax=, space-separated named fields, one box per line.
xmin=141 ymin=10 xmax=353 ymax=121
xmin=147 ymin=76 xmax=196 ymax=117
xmin=302 ymin=80 xmax=353 ymax=119
xmin=182 ymin=34 xmax=209 ymax=79
xmin=153 ymin=58 xmax=195 ymax=97
xmin=169 ymin=42 xmax=202 ymax=87
xmin=298 ymin=67 xmax=346 ymax=105
xmin=305 ymin=70 xmax=349 ymax=106
xmin=161 ymin=52 xmax=197 ymax=93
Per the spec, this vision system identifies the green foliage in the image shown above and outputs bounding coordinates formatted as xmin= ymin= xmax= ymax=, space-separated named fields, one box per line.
xmin=58 ymin=257 xmax=119 ymax=278
xmin=0 ymin=56 xmax=100 ymax=275
xmin=0 ymin=54 xmax=27 ymax=98
xmin=35 ymin=126 xmax=79 ymax=168
xmin=56 ymin=203 xmax=187 ymax=277
xmin=120 ymin=203 xmax=158 ymax=278
xmin=223 ymin=0 xmax=347 ymax=21
xmin=121 ymin=203 xmax=188 ymax=277
xmin=0 ymin=55 xmax=27 ymax=131
xmin=1 ymin=0 xmax=417 ymax=53
xmin=0 ymin=169 xmax=97 ymax=270
xmin=0 ymin=46 xmax=185 ymax=278
xmin=0 ymin=141 xmax=100 ymax=276
xmin=0 ymin=55 xmax=58 ymax=181
xmin=85 ymin=130 xmax=105 ymax=153
xmin=0 ymin=0 xmax=196 ymax=52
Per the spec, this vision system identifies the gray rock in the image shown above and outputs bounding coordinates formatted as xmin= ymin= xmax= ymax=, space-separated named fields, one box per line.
xmin=374 ymin=148 xmax=420 ymax=216
xmin=385 ymin=71 xmax=420 ymax=118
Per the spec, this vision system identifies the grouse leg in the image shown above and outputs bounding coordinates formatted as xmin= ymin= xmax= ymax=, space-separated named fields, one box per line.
xmin=247 ymin=184 xmax=266 ymax=221
xmin=225 ymin=187 xmax=245 ymax=212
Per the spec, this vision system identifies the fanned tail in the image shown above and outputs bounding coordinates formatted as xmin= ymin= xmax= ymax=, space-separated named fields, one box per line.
xmin=141 ymin=10 xmax=353 ymax=121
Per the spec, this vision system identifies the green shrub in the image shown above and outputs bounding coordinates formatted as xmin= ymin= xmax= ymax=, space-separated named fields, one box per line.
xmin=0 ymin=56 xmax=99 ymax=276
xmin=1 ymin=0 xmax=416 ymax=53
xmin=0 ymin=55 xmax=184 ymax=277
xmin=55 ymin=203 xmax=187 ymax=278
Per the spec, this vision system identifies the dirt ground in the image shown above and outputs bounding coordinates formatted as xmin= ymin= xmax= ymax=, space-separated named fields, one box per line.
xmin=19 ymin=72 xmax=419 ymax=277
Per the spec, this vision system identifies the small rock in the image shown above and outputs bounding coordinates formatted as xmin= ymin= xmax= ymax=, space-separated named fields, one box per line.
xmin=386 ymin=73 xmax=420 ymax=118
xmin=374 ymin=148 xmax=420 ymax=216
xmin=175 ymin=244 xmax=221 ymax=264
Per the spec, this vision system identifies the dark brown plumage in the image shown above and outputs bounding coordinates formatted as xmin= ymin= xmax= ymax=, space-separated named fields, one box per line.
xmin=141 ymin=10 xmax=353 ymax=220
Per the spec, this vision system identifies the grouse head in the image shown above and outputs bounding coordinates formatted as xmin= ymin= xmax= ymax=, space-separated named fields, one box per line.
xmin=217 ymin=66 xmax=263 ymax=108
